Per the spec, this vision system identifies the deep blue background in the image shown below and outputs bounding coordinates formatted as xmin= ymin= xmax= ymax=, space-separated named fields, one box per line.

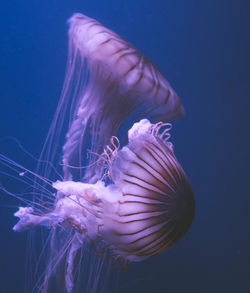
xmin=0 ymin=1 xmax=249 ymax=292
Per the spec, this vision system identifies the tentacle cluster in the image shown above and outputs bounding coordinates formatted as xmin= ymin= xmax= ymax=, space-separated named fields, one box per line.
xmin=150 ymin=121 xmax=173 ymax=151
xmin=101 ymin=136 xmax=120 ymax=179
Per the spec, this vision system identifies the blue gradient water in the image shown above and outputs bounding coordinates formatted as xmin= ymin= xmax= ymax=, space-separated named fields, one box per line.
xmin=0 ymin=1 xmax=249 ymax=292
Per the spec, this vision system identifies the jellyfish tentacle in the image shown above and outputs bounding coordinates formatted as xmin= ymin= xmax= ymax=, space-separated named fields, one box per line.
xmin=110 ymin=136 xmax=120 ymax=155
xmin=101 ymin=136 xmax=121 ymax=179
xmin=103 ymin=136 xmax=120 ymax=163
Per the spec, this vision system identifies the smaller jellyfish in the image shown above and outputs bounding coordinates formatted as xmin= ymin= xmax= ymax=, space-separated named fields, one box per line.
xmin=14 ymin=119 xmax=195 ymax=291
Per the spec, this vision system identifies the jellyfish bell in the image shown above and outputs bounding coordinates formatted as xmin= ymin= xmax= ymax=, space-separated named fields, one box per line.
xmin=14 ymin=119 xmax=195 ymax=267
xmin=108 ymin=119 xmax=195 ymax=261
xmin=68 ymin=13 xmax=181 ymax=109
xmin=52 ymin=13 xmax=184 ymax=183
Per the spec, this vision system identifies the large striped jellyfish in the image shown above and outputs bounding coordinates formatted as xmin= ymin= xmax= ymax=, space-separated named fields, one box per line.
xmin=4 ymin=13 xmax=195 ymax=293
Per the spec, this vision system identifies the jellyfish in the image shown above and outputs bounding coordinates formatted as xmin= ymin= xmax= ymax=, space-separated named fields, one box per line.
xmin=1 ymin=13 xmax=194 ymax=293
xmin=13 ymin=119 xmax=194 ymax=291
xmin=44 ymin=13 xmax=183 ymax=184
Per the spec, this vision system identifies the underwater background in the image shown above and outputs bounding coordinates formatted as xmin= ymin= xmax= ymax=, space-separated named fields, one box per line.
xmin=0 ymin=0 xmax=249 ymax=292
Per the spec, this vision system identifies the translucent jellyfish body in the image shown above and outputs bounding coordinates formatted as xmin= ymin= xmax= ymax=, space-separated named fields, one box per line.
xmin=14 ymin=119 xmax=195 ymax=264
xmin=2 ymin=12 xmax=195 ymax=293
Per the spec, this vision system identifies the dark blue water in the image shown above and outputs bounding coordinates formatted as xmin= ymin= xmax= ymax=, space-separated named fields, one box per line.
xmin=0 ymin=1 xmax=249 ymax=292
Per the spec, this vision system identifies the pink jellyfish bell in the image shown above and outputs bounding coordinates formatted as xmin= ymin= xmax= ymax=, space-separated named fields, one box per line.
xmin=10 ymin=13 xmax=194 ymax=293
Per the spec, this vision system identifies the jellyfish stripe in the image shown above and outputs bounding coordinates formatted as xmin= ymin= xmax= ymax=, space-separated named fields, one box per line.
xmin=145 ymin=142 xmax=180 ymax=184
xmin=115 ymin=220 xmax=176 ymax=256
xmin=122 ymin=192 xmax=165 ymax=202
xmin=130 ymin=159 xmax=172 ymax=189
xmin=144 ymin=146 xmax=178 ymax=188
xmin=130 ymin=156 xmax=176 ymax=193
xmin=135 ymin=235 xmax=173 ymax=257
xmin=114 ymin=212 xmax=171 ymax=234
xmin=124 ymin=171 xmax=172 ymax=198
xmin=128 ymin=148 xmax=173 ymax=188
xmin=114 ymin=213 xmax=169 ymax=224
xmin=122 ymin=178 xmax=167 ymax=197
xmin=126 ymin=143 xmax=177 ymax=194
xmin=118 ymin=208 xmax=167 ymax=217
xmin=164 ymin=89 xmax=171 ymax=105
xmin=147 ymin=141 xmax=184 ymax=183
xmin=121 ymin=193 xmax=169 ymax=205
xmin=133 ymin=71 xmax=144 ymax=87
xmin=130 ymin=232 xmax=173 ymax=256
xmin=127 ymin=222 xmax=173 ymax=248
xmin=118 ymin=200 xmax=168 ymax=216
xmin=129 ymin=220 xmax=176 ymax=251
xmin=119 ymin=200 xmax=166 ymax=207
xmin=128 ymin=190 xmax=172 ymax=207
